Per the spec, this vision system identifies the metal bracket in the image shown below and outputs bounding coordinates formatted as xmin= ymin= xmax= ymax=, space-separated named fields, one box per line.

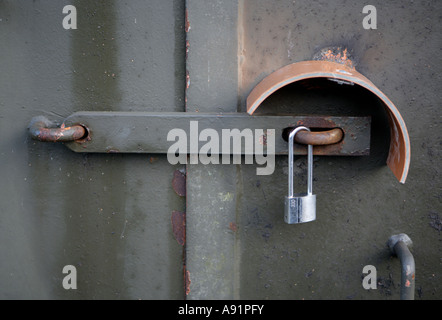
xmin=29 ymin=112 xmax=371 ymax=156
xmin=247 ymin=60 xmax=410 ymax=183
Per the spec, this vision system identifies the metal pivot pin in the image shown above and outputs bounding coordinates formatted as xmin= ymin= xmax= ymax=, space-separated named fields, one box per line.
xmin=284 ymin=126 xmax=316 ymax=224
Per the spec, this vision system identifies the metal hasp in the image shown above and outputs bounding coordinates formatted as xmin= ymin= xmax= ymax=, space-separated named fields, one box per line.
xmin=33 ymin=112 xmax=371 ymax=156
xmin=387 ymin=234 xmax=415 ymax=300
xmin=285 ymin=126 xmax=316 ymax=224
xmin=246 ymin=60 xmax=411 ymax=183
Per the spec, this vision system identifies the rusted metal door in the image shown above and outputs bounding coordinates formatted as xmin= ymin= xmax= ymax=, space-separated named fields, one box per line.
xmin=1 ymin=0 xmax=441 ymax=300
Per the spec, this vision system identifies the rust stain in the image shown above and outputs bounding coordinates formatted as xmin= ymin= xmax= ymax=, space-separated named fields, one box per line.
xmin=314 ymin=47 xmax=355 ymax=69
xmin=172 ymin=169 xmax=186 ymax=196
xmin=185 ymin=8 xmax=191 ymax=32
xmin=75 ymin=132 xmax=91 ymax=143
xmin=171 ymin=210 xmax=186 ymax=246
xmin=258 ymin=133 xmax=267 ymax=146
xmin=36 ymin=128 xmax=63 ymax=142
xmin=229 ymin=222 xmax=238 ymax=232
xmin=295 ymin=128 xmax=343 ymax=146
xmin=185 ymin=69 xmax=190 ymax=105
xmin=34 ymin=124 xmax=86 ymax=142
xmin=29 ymin=116 xmax=90 ymax=143
xmin=186 ymin=70 xmax=190 ymax=89
xmin=283 ymin=118 xmax=347 ymax=154
xmin=185 ymin=269 xmax=191 ymax=295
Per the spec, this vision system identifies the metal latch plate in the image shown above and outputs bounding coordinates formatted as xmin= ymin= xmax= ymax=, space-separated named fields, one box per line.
xmin=62 ymin=112 xmax=370 ymax=156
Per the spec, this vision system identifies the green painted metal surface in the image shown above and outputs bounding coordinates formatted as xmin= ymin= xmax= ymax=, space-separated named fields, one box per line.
xmin=0 ymin=0 xmax=185 ymax=299
xmin=239 ymin=0 xmax=441 ymax=300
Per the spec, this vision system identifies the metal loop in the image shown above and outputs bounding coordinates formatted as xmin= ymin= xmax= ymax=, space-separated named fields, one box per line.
xmin=294 ymin=128 xmax=343 ymax=145
xmin=288 ymin=126 xmax=313 ymax=197
xmin=28 ymin=116 xmax=86 ymax=142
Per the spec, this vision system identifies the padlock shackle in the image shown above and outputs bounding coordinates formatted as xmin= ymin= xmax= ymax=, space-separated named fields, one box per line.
xmin=288 ymin=126 xmax=313 ymax=197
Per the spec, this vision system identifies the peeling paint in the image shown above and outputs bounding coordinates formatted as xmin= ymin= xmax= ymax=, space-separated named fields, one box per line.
xmin=172 ymin=169 xmax=186 ymax=197
xmin=185 ymin=269 xmax=191 ymax=295
xmin=185 ymin=8 xmax=191 ymax=32
xmin=171 ymin=210 xmax=186 ymax=246
xmin=313 ymin=46 xmax=355 ymax=69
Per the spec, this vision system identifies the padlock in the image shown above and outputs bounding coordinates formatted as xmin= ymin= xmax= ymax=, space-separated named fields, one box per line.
xmin=284 ymin=126 xmax=316 ymax=224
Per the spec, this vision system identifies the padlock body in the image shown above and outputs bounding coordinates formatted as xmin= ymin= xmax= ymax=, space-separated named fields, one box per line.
xmin=284 ymin=193 xmax=316 ymax=224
